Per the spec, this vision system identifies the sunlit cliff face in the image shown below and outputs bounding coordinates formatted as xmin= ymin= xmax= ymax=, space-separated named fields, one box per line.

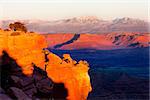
xmin=0 ymin=30 xmax=92 ymax=100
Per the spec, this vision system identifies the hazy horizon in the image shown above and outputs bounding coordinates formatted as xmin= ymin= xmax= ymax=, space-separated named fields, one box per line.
xmin=0 ymin=0 xmax=149 ymax=21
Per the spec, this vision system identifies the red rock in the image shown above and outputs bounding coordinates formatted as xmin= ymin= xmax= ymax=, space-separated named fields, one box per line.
xmin=43 ymin=32 xmax=150 ymax=50
xmin=0 ymin=30 xmax=92 ymax=100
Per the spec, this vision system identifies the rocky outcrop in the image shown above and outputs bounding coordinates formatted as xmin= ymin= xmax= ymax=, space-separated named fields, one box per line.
xmin=0 ymin=30 xmax=92 ymax=100
xmin=0 ymin=51 xmax=67 ymax=99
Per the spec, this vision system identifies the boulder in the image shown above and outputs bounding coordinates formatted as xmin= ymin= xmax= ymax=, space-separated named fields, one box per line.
xmin=9 ymin=87 xmax=31 ymax=100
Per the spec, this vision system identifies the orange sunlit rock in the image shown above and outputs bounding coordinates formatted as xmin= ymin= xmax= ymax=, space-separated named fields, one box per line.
xmin=0 ymin=30 xmax=92 ymax=100
xmin=46 ymin=54 xmax=92 ymax=100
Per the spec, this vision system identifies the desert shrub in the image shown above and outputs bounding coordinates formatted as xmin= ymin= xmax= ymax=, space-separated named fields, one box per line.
xmin=9 ymin=22 xmax=27 ymax=33
xmin=10 ymin=32 xmax=21 ymax=36
xmin=4 ymin=29 xmax=10 ymax=31
xmin=30 ymin=31 xmax=34 ymax=33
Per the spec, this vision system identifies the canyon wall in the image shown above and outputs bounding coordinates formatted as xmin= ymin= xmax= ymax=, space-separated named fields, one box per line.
xmin=0 ymin=30 xmax=92 ymax=100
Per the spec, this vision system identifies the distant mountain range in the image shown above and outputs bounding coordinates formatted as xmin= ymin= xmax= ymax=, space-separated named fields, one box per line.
xmin=0 ymin=16 xmax=149 ymax=33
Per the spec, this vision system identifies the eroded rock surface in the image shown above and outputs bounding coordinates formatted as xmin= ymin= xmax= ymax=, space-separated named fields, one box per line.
xmin=0 ymin=30 xmax=92 ymax=100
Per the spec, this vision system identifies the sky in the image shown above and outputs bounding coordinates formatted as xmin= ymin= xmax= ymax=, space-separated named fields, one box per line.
xmin=0 ymin=0 xmax=149 ymax=21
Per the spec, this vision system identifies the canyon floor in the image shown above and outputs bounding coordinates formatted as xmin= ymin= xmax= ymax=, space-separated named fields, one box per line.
xmin=51 ymin=48 xmax=149 ymax=100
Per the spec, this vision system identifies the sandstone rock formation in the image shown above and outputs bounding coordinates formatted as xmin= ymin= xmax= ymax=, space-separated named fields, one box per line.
xmin=0 ymin=30 xmax=92 ymax=100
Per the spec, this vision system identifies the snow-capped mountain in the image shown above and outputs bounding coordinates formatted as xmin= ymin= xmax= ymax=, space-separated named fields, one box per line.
xmin=112 ymin=17 xmax=146 ymax=25
xmin=61 ymin=16 xmax=100 ymax=24
xmin=0 ymin=16 xmax=149 ymax=33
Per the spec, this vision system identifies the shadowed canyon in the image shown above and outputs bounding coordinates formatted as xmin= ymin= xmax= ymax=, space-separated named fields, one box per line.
xmin=0 ymin=18 xmax=149 ymax=99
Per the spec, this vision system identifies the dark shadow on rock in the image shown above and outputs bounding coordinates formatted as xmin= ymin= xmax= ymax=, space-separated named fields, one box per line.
xmin=0 ymin=51 xmax=68 ymax=100
xmin=53 ymin=83 xmax=68 ymax=99
xmin=88 ymin=69 xmax=149 ymax=100
xmin=54 ymin=34 xmax=80 ymax=49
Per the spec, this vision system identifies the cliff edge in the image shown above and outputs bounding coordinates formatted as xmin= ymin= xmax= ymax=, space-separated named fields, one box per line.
xmin=0 ymin=30 xmax=92 ymax=100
